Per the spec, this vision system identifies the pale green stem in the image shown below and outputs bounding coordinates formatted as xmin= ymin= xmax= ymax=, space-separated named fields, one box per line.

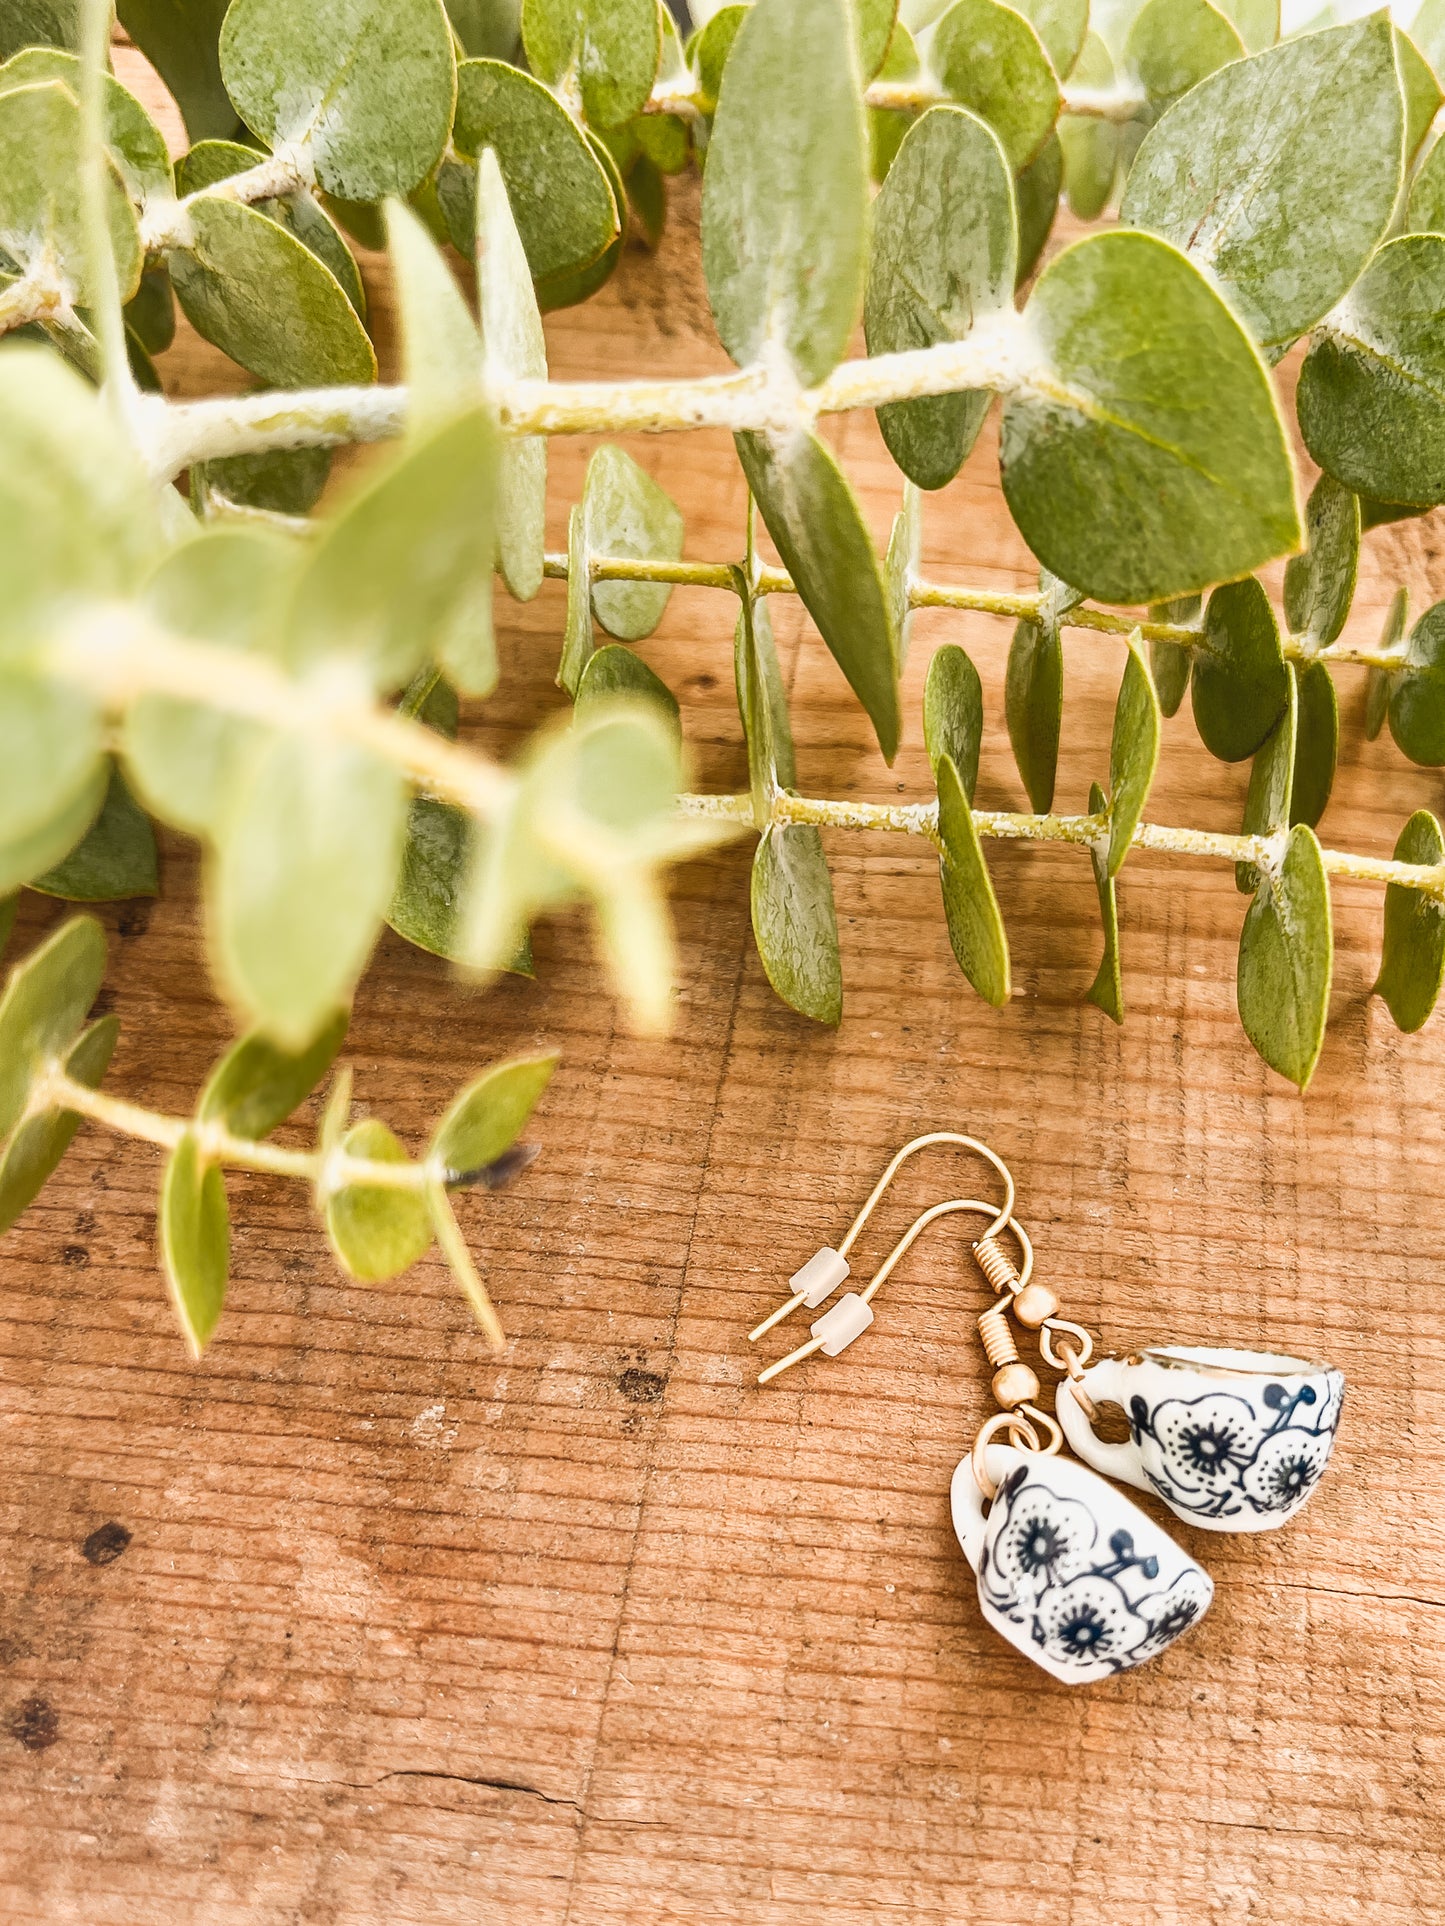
xmin=650 ymin=77 xmax=1146 ymax=123
xmin=139 ymin=146 xmax=311 ymax=253
xmin=0 ymin=272 xmax=67 ymax=334
xmin=78 ymin=0 xmax=135 ymax=425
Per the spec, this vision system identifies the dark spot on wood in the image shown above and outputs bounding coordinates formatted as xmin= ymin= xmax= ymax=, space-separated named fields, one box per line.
xmin=618 ymin=1368 xmax=665 ymax=1404
xmin=9 ymin=1697 xmax=58 ymax=1752
xmin=59 ymin=1246 xmax=89 ymax=1269
xmin=0 ymin=1639 xmax=32 ymax=1666
xmin=117 ymin=904 xmax=151 ymax=939
xmin=690 ymin=674 xmax=718 ymax=693
xmin=74 ymin=1211 xmax=95 ymax=1236
xmin=81 ymin=1521 xmax=131 ymax=1567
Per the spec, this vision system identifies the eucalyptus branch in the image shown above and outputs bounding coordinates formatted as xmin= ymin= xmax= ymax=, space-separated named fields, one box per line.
xmin=78 ymin=0 xmax=134 ymax=416
xmin=138 ymin=144 xmax=312 ymax=253
xmin=650 ymin=77 xmax=1149 ymax=124
xmin=0 ymin=271 xmax=67 ymax=334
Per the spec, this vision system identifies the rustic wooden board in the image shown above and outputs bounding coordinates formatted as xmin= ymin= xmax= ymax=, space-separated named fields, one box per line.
xmin=2 ymin=53 xmax=1443 ymax=1926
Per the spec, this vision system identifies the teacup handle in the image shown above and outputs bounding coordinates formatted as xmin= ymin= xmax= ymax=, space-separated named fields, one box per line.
xmin=949 ymin=1445 xmax=1014 ymax=1569
xmin=1055 ymin=1362 xmax=1151 ymax=1495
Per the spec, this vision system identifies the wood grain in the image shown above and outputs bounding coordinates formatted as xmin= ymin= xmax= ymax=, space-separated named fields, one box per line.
xmin=2 ymin=51 xmax=1444 ymax=1926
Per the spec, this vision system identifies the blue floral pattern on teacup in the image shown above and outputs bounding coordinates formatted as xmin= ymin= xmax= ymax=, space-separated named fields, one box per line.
xmin=978 ymin=1463 xmax=1213 ymax=1678
xmin=1127 ymin=1373 xmax=1344 ymax=1523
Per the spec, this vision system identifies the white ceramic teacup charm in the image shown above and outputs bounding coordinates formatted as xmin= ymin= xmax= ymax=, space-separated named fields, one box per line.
xmin=1056 ymin=1345 xmax=1345 ymax=1533
xmin=951 ymin=1439 xmax=1214 ymax=1684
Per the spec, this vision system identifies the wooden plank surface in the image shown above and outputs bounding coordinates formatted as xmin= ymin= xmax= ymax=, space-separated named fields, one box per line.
xmin=2 ymin=55 xmax=1444 ymax=1926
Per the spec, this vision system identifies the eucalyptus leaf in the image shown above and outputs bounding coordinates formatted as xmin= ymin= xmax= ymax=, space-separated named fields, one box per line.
xmin=1148 ymin=595 xmax=1199 ymax=720
xmin=1283 ymin=473 xmax=1358 ymax=648
xmin=1406 ymin=129 xmax=1445 ymax=236
xmin=0 ymin=913 xmax=106 ymax=1140
xmin=583 ymin=447 xmax=685 ymax=641
xmin=389 ymin=800 xmax=474 ymax=962
xmin=0 ymin=80 xmax=141 ymax=305
xmin=867 ymin=14 xmax=917 ymax=181
xmin=1216 ymin=0 xmax=1276 ymax=52
xmin=1297 ymin=235 xmax=1445 ymax=508
xmin=0 ymin=0 xmax=80 ymax=60
xmin=864 ymin=106 xmax=1017 ymax=491
xmin=1366 ymin=586 xmax=1408 ymax=743
xmin=701 ymin=0 xmax=868 ymax=387
xmin=557 ymin=503 xmax=593 ymax=696
xmin=1059 ymin=33 xmax=1119 ymax=220
xmin=885 ymin=483 xmax=920 ymax=671
xmin=1005 ymin=602 xmax=1063 ymax=813
xmin=735 ymin=429 xmax=900 ymax=762
xmin=1290 ymin=658 xmax=1338 ymax=833
xmin=125 ymin=264 xmax=176 ymax=356
xmin=125 ymin=527 xmax=300 ymax=837
xmin=170 ymin=198 xmax=377 ymax=389
xmin=1123 ymin=17 xmax=1403 ymax=351
xmin=177 ymin=139 xmax=365 ymax=317
xmin=1375 ymin=809 xmax=1445 ymax=1034
xmin=197 ymin=1010 xmax=349 ymax=1140
xmin=1236 ymin=667 xmax=1297 ymax=893
xmin=324 ymin=1118 xmax=433 ymax=1281
xmin=0 ymin=768 xmax=108 ymax=899
xmin=0 ymin=48 xmax=172 ymax=201
xmin=220 ymin=0 xmax=457 ymax=201
xmin=451 ymin=59 xmax=618 ymax=281
xmin=750 ymin=823 xmax=842 ymax=1025
xmin=159 ymin=1129 xmax=230 ymax=1355
xmin=194 ymin=446 xmax=333 ymax=516
xmin=1013 ymin=130 xmax=1062 ymax=287
xmin=212 ymin=733 xmax=408 ymax=1047
xmin=0 ymin=667 xmax=104 ymax=853
xmin=1192 ymin=576 xmax=1289 ymax=764
xmin=29 ymin=767 xmax=157 ymax=902
xmin=576 ymin=645 xmax=681 ymax=739
xmin=1001 ymin=230 xmax=1299 ymax=605
xmin=1016 ymin=0 xmax=1087 ymax=76
xmin=0 ymin=899 xmax=14 ymax=962
xmin=690 ymin=4 xmax=746 ymax=110
xmin=1236 ymin=822 xmax=1332 ymax=1091
xmin=284 ymin=406 xmax=496 ymax=695
xmin=446 ymin=0 xmax=521 ymax=56
xmin=923 ymin=644 xmax=983 ymax=803
xmin=116 ymin=0 xmax=241 ymax=142
xmin=734 ymin=596 xmax=796 ymax=821
xmin=521 ymin=0 xmax=659 ymax=128
xmin=1389 ymin=599 xmax=1445 ymax=766
xmin=1123 ymin=0 xmax=1243 ymax=112
xmin=936 ymin=752 xmax=1009 ymax=1007
xmin=0 ymin=1013 xmax=117 ymax=1236
xmin=1086 ymin=779 xmax=1124 ymax=1023
xmin=477 ymin=147 xmax=547 ymax=603
xmin=432 ymin=1050 xmax=558 ymax=1177
xmin=533 ymin=125 xmax=627 ymax=311
xmin=1395 ymin=27 xmax=1441 ymax=166
xmin=1106 ymin=633 xmax=1160 ymax=878
xmin=932 ymin=0 xmax=1061 ymax=173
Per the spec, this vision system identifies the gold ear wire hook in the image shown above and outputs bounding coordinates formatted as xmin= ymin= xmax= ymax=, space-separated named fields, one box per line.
xmin=748 ymin=1132 xmax=1017 ymax=1344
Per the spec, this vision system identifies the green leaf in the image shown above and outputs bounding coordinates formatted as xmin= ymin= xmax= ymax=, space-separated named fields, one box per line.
xmin=0 ymin=0 xmax=81 ymax=59
xmin=0 ymin=899 xmax=15 ymax=961
xmin=1415 ymin=0 xmax=1445 ymax=75
xmin=691 ymin=5 xmax=747 ymax=111
xmin=193 ymin=446 xmax=333 ymax=516
xmin=532 ymin=124 xmax=626 ymax=311
xmin=0 ymin=79 xmax=141 ymax=305
xmin=1147 ymin=595 xmax=1199 ymax=720
xmin=1192 ymin=576 xmax=1289 ymax=763
xmin=0 ymin=47 xmax=172 ymax=201
xmin=576 ymin=645 xmax=681 ymax=739
xmin=29 ymin=767 xmax=157 ymax=902
xmin=0 ymin=665 xmax=103 ymax=855
xmin=1396 ymin=26 xmax=1441 ymax=166
xmin=557 ymin=503 xmax=593 ymax=696
xmin=177 ymin=138 xmax=365 ymax=316
xmin=0 ymin=1013 xmax=116 ymax=1236
xmin=583 ymin=446 xmax=684 ymax=641
xmin=1059 ymin=33 xmax=1120 ymax=220
xmin=116 ymin=0 xmax=241 ymax=143
xmin=1002 ymin=230 xmax=1299 ymax=605
xmin=0 ymin=914 xmax=106 ymax=1140
xmin=1106 ymin=632 xmax=1160 ymax=877
xmin=1389 ymin=599 xmax=1445 ymax=766
xmin=1366 ymin=586 xmax=1407 ymax=743
xmin=701 ymin=0 xmax=868 ymax=387
xmin=285 ymin=406 xmax=496 ymax=695
xmin=1375 ymin=809 xmax=1445 ymax=1034
xmin=477 ymin=147 xmax=547 ymax=603
xmin=521 ymin=0 xmax=659 ymax=128
xmin=125 ymin=263 xmax=176 ymax=356
xmin=1123 ymin=18 xmax=1402 ymax=351
xmin=1283 ymin=473 xmax=1358 ymax=648
xmin=446 ymin=0 xmax=521 ymax=57
xmin=884 ymin=483 xmax=920 ymax=671
xmin=220 ymin=0 xmax=457 ymax=201
xmin=750 ymin=823 xmax=842 ymax=1025
xmin=1290 ymin=658 xmax=1337 ymax=833
xmin=1237 ymin=822 xmax=1332 ymax=1090
xmin=864 ymin=106 xmax=1017 ymax=491
xmin=1297 ymin=235 xmax=1445 ymax=508
xmin=389 ymin=799 xmax=471 ymax=960
xmin=1406 ymin=126 xmax=1445 ymax=236
xmin=868 ymin=16 xmax=917 ymax=182
xmin=1236 ymin=666 xmax=1296 ymax=893
xmin=935 ymin=752 xmax=1009 ymax=1006
xmin=734 ymin=595 xmax=795 ymax=821
xmin=451 ymin=59 xmax=618 ymax=280
xmin=735 ymin=429 xmax=900 ymax=762
xmin=431 ymin=1050 xmax=558 ymax=1177
xmin=324 ymin=1119 xmax=434 ymax=1282
xmin=1086 ymin=778 xmax=1123 ymax=1022
xmin=212 ymin=734 xmax=408 ymax=1047
xmin=1013 ymin=129 xmax=1061 ymax=287
xmin=170 ymin=198 xmax=378 ymax=389
xmin=932 ymin=0 xmax=1061 ymax=172
xmin=1215 ymin=0 xmax=1276 ymax=53
xmin=0 ymin=768 xmax=107 ymax=899
xmin=124 ymin=528 xmax=300 ymax=837
xmin=1005 ymin=602 xmax=1063 ymax=813
xmin=160 ymin=1130 xmax=230 ymax=1354
xmin=923 ymin=643 xmax=983 ymax=803
xmin=1016 ymin=0 xmax=1087 ymax=76
xmin=1123 ymin=0 xmax=1243 ymax=112
xmin=197 ymin=1011 xmax=349 ymax=1141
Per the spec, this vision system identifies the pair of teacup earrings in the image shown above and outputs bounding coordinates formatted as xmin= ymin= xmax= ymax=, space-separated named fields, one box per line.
xmin=749 ymin=1134 xmax=1346 ymax=1684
